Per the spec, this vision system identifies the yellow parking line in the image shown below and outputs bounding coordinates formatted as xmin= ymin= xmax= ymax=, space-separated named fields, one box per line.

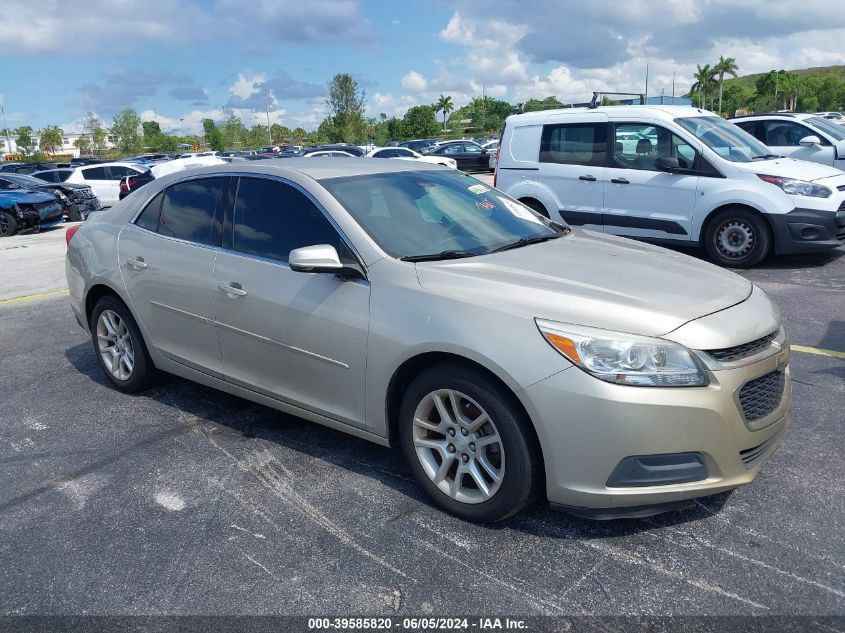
xmin=0 ymin=288 xmax=69 ymax=305
xmin=791 ymin=345 xmax=845 ymax=360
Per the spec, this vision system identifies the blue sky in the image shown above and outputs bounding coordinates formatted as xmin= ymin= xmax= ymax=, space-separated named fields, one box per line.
xmin=2 ymin=0 xmax=845 ymax=134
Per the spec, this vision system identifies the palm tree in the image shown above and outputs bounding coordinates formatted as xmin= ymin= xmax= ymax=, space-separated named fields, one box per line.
xmin=690 ymin=64 xmax=715 ymax=110
xmin=714 ymin=56 xmax=739 ymax=115
xmin=435 ymin=94 xmax=453 ymax=132
xmin=39 ymin=125 xmax=64 ymax=156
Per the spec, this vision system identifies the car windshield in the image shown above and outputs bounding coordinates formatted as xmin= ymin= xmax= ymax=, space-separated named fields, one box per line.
xmin=676 ymin=116 xmax=774 ymax=162
xmin=807 ymin=116 xmax=845 ymax=142
xmin=321 ymin=170 xmax=561 ymax=259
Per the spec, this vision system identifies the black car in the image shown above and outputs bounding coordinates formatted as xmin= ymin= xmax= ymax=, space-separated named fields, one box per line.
xmin=0 ymin=163 xmax=65 ymax=175
xmin=423 ymin=140 xmax=491 ymax=172
xmin=0 ymin=173 xmax=101 ymax=221
xmin=399 ymin=138 xmax=439 ymax=153
xmin=118 ymin=170 xmax=155 ymax=200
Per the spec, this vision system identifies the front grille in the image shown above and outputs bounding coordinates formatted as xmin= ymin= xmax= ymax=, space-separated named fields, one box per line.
xmin=739 ymin=370 xmax=785 ymax=422
xmin=836 ymin=211 xmax=845 ymax=241
xmin=706 ymin=331 xmax=777 ymax=363
xmin=838 ymin=200 xmax=845 ymax=214
xmin=739 ymin=431 xmax=782 ymax=469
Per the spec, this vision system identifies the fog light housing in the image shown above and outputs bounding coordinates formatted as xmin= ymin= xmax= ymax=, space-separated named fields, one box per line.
xmin=607 ymin=453 xmax=708 ymax=487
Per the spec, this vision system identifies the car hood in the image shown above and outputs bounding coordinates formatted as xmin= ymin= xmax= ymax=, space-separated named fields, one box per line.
xmin=414 ymin=231 xmax=753 ymax=338
xmin=732 ymin=156 xmax=844 ymax=182
xmin=0 ymin=189 xmax=57 ymax=204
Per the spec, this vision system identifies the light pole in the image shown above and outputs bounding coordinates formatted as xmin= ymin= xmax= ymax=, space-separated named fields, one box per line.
xmin=179 ymin=117 xmax=184 ymax=139
xmin=0 ymin=104 xmax=12 ymax=157
xmin=264 ymin=89 xmax=272 ymax=144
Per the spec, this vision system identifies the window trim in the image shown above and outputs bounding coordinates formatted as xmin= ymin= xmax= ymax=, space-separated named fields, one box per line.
xmin=224 ymin=173 xmax=368 ymax=278
xmin=609 ymin=121 xmax=715 ymax=177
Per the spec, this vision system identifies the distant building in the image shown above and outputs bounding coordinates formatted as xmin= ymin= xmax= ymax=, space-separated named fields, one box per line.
xmin=1 ymin=132 xmax=117 ymax=159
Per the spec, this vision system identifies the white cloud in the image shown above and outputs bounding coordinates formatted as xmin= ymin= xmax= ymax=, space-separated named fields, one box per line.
xmin=230 ymin=72 xmax=267 ymax=100
xmin=401 ymin=71 xmax=428 ymax=93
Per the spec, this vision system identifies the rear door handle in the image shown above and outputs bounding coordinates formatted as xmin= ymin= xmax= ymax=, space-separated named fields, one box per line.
xmin=611 ymin=177 xmax=630 ymax=185
xmin=579 ymin=174 xmax=597 ymax=182
xmin=126 ymin=257 xmax=147 ymax=269
xmin=218 ymin=282 xmax=247 ymax=297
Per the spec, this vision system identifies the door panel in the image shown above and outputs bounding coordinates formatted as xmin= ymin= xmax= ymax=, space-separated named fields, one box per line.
xmin=603 ymin=123 xmax=699 ymax=241
xmin=119 ymin=224 xmax=222 ymax=375
xmin=537 ymin=115 xmax=608 ymax=230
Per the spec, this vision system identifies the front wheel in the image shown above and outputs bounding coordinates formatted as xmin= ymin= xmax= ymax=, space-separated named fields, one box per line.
xmin=399 ymin=363 xmax=541 ymax=522
xmin=67 ymin=207 xmax=84 ymax=222
xmin=703 ymin=208 xmax=772 ymax=268
xmin=0 ymin=211 xmax=18 ymax=237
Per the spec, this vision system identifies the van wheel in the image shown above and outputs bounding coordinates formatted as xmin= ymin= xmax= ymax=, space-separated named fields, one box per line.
xmin=399 ymin=363 xmax=541 ymax=522
xmin=0 ymin=211 xmax=18 ymax=237
xmin=520 ymin=198 xmax=550 ymax=218
xmin=90 ymin=295 xmax=158 ymax=392
xmin=704 ymin=208 xmax=771 ymax=268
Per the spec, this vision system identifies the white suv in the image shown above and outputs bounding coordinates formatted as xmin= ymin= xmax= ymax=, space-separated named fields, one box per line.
xmin=731 ymin=112 xmax=845 ymax=170
xmin=495 ymin=105 xmax=845 ymax=267
xmin=64 ymin=162 xmax=149 ymax=207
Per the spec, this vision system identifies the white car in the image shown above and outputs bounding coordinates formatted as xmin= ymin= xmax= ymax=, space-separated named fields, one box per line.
xmin=732 ymin=113 xmax=845 ymax=170
xmin=366 ymin=147 xmax=457 ymax=169
xmin=64 ymin=162 xmax=150 ymax=207
xmin=303 ymin=150 xmax=356 ymax=158
xmin=496 ymin=104 xmax=845 ymax=268
xmin=815 ymin=112 xmax=844 ymax=122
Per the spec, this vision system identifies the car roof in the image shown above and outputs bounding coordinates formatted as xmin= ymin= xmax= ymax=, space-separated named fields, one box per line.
xmin=152 ymin=157 xmax=442 ymax=182
xmin=730 ymin=112 xmax=814 ymax=121
xmin=508 ymin=104 xmax=711 ymax=125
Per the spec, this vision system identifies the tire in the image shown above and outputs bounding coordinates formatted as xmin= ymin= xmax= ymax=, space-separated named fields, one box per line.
xmin=67 ymin=207 xmax=83 ymax=222
xmin=399 ymin=362 xmax=541 ymax=522
xmin=520 ymin=198 xmax=550 ymax=219
xmin=703 ymin=208 xmax=772 ymax=268
xmin=90 ymin=295 xmax=158 ymax=393
xmin=0 ymin=211 xmax=18 ymax=237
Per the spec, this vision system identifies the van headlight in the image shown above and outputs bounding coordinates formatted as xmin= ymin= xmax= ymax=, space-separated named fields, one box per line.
xmin=536 ymin=319 xmax=708 ymax=387
xmin=757 ymin=174 xmax=831 ymax=198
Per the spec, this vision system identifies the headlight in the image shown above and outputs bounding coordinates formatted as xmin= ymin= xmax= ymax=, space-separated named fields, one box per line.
xmin=757 ymin=174 xmax=831 ymax=198
xmin=536 ymin=319 xmax=708 ymax=387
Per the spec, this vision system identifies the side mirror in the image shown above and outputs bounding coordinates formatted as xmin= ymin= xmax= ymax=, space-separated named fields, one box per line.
xmin=656 ymin=156 xmax=680 ymax=172
xmin=289 ymin=244 xmax=343 ymax=272
xmin=799 ymin=135 xmax=822 ymax=148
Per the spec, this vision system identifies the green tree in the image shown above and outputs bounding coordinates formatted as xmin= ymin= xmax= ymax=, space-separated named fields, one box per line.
xmin=435 ymin=94 xmax=454 ymax=131
xmin=14 ymin=125 xmax=34 ymax=156
xmin=816 ymin=77 xmax=844 ymax=111
xmin=73 ymin=135 xmax=91 ymax=154
xmin=402 ymin=105 xmax=439 ymax=138
xmin=111 ymin=108 xmax=143 ymax=154
xmin=83 ymin=113 xmax=106 ymax=153
xmin=690 ymin=64 xmax=715 ymax=109
xmin=292 ymin=127 xmax=307 ymax=142
xmin=714 ymin=56 xmax=739 ymax=116
xmin=325 ymin=73 xmax=366 ymax=143
xmin=221 ymin=114 xmax=247 ymax=149
xmin=202 ymin=118 xmax=224 ymax=151
xmin=39 ymin=125 xmax=64 ymax=155
xmin=523 ymin=96 xmax=564 ymax=112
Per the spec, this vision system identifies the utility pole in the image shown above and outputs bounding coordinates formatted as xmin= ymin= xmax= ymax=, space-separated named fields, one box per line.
xmin=481 ymin=82 xmax=485 ymax=134
xmin=0 ymin=104 xmax=12 ymax=157
xmin=644 ymin=63 xmax=649 ymax=101
xmin=179 ymin=117 xmax=184 ymax=139
xmin=671 ymin=71 xmax=676 ymax=105
xmin=264 ymin=89 xmax=272 ymax=144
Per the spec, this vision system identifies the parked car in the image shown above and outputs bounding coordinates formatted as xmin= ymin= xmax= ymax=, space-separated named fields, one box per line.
xmin=302 ymin=150 xmax=355 ymax=158
xmin=815 ymin=111 xmax=844 ymax=122
xmin=63 ymin=162 xmax=150 ymax=207
xmin=366 ymin=147 xmax=457 ymax=168
xmin=731 ymin=112 xmax=845 ymax=170
xmin=495 ymin=105 xmax=845 ymax=267
xmin=118 ymin=156 xmax=226 ymax=200
xmin=66 ymin=159 xmax=790 ymax=522
xmin=31 ymin=168 xmax=73 ymax=183
xmin=0 ymin=173 xmax=101 ymax=220
xmin=0 ymin=163 xmax=63 ymax=174
xmin=118 ymin=171 xmax=156 ymax=200
xmin=424 ymin=140 xmax=493 ymax=172
xmin=301 ymin=144 xmax=365 ymax=157
xmin=398 ymin=139 xmax=440 ymax=153
xmin=0 ymin=189 xmax=64 ymax=236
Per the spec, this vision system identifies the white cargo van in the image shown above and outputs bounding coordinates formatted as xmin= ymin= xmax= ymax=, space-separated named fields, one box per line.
xmin=495 ymin=105 xmax=845 ymax=266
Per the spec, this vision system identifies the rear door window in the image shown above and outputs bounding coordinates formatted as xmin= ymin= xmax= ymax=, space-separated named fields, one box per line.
xmin=82 ymin=166 xmax=108 ymax=180
xmin=540 ymin=123 xmax=607 ymax=166
xmin=158 ymin=177 xmax=224 ymax=247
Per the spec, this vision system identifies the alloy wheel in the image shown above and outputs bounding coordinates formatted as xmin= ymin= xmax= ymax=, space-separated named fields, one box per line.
xmin=715 ymin=219 xmax=755 ymax=259
xmin=412 ymin=389 xmax=505 ymax=504
xmin=96 ymin=309 xmax=135 ymax=381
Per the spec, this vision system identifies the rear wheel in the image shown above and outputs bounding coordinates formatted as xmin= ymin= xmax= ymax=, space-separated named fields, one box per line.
xmin=67 ymin=207 xmax=84 ymax=222
xmin=520 ymin=198 xmax=550 ymax=219
xmin=399 ymin=363 xmax=541 ymax=522
xmin=0 ymin=211 xmax=18 ymax=237
xmin=90 ymin=295 xmax=158 ymax=392
xmin=704 ymin=208 xmax=772 ymax=268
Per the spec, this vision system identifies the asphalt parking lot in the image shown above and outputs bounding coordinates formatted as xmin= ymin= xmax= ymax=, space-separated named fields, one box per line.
xmin=0 ymin=221 xmax=843 ymax=618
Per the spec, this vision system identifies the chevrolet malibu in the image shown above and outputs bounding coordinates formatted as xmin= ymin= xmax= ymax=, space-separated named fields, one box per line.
xmin=66 ymin=160 xmax=791 ymax=522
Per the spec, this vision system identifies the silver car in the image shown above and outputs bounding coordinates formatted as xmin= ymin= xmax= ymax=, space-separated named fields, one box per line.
xmin=66 ymin=159 xmax=791 ymax=522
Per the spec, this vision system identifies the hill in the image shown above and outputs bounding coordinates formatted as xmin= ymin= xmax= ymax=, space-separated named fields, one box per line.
xmin=724 ymin=65 xmax=845 ymax=91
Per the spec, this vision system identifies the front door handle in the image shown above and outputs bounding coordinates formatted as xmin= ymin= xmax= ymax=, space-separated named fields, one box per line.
xmin=579 ymin=174 xmax=597 ymax=181
xmin=611 ymin=177 xmax=630 ymax=185
xmin=126 ymin=257 xmax=147 ymax=269
xmin=218 ymin=282 xmax=247 ymax=297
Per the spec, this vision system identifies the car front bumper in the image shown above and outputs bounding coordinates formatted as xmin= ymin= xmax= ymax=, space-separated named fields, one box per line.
xmin=769 ymin=207 xmax=845 ymax=254
xmin=521 ymin=344 xmax=791 ymax=516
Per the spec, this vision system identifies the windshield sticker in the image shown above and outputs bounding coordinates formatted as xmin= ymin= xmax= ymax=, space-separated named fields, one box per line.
xmin=497 ymin=196 xmax=543 ymax=224
xmin=475 ymin=198 xmax=496 ymax=210
xmin=468 ymin=183 xmax=490 ymax=195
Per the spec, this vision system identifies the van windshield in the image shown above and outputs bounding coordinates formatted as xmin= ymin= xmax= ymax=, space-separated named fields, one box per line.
xmin=675 ymin=116 xmax=774 ymax=163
